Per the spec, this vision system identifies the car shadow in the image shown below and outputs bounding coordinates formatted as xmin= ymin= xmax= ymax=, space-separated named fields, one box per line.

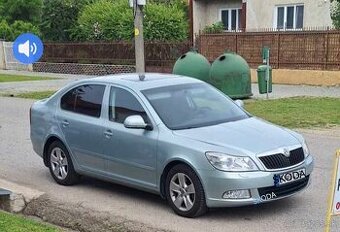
xmin=76 ymin=175 xmax=298 ymax=218
xmin=79 ymin=175 xmax=168 ymax=208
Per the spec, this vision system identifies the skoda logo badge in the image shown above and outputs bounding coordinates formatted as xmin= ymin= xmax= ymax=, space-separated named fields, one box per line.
xmin=283 ymin=148 xmax=290 ymax=158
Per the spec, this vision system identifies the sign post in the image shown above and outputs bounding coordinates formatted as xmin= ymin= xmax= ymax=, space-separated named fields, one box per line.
xmin=262 ymin=46 xmax=270 ymax=99
xmin=325 ymin=149 xmax=340 ymax=232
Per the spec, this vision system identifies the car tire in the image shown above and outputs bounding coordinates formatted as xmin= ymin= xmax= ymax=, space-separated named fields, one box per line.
xmin=165 ymin=164 xmax=207 ymax=218
xmin=47 ymin=141 xmax=80 ymax=186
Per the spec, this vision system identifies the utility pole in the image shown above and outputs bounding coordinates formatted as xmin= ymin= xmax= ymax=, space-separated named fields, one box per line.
xmin=133 ymin=0 xmax=145 ymax=73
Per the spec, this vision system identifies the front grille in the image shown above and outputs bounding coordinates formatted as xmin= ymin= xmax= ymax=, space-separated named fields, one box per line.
xmin=258 ymin=175 xmax=309 ymax=198
xmin=259 ymin=147 xmax=305 ymax=170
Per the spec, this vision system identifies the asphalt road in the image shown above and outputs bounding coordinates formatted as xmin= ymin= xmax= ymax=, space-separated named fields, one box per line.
xmin=1 ymin=70 xmax=340 ymax=99
xmin=0 ymin=96 xmax=340 ymax=232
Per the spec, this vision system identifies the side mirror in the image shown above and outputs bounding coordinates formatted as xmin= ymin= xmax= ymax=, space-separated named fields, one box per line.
xmin=124 ymin=115 xmax=153 ymax=130
xmin=235 ymin=100 xmax=244 ymax=108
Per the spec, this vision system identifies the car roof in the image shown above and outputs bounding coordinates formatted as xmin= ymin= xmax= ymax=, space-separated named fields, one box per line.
xmin=83 ymin=73 xmax=203 ymax=91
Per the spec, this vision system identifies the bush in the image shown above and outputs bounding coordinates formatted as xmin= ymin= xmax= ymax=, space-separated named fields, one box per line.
xmin=11 ymin=20 xmax=41 ymax=40
xmin=0 ymin=20 xmax=12 ymax=41
xmin=144 ymin=3 xmax=188 ymax=41
xmin=73 ymin=0 xmax=133 ymax=41
xmin=203 ymin=22 xmax=225 ymax=34
xmin=73 ymin=0 xmax=188 ymax=41
xmin=40 ymin=0 xmax=94 ymax=41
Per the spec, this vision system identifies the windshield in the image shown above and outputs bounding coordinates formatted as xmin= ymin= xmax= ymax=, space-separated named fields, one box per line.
xmin=142 ymin=83 xmax=249 ymax=130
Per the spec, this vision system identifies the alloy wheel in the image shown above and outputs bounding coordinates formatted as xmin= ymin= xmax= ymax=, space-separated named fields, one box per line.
xmin=169 ymin=173 xmax=196 ymax=211
xmin=50 ymin=147 xmax=68 ymax=180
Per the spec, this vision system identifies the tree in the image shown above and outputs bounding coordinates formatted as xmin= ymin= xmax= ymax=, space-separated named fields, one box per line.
xmin=40 ymin=0 xmax=94 ymax=41
xmin=331 ymin=0 xmax=340 ymax=28
xmin=0 ymin=0 xmax=43 ymax=25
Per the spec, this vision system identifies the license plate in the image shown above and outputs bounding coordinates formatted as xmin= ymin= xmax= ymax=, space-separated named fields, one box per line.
xmin=273 ymin=168 xmax=306 ymax=186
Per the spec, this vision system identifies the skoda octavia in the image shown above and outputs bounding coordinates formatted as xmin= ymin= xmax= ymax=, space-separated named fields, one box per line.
xmin=30 ymin=73 xmax=313 ymax=217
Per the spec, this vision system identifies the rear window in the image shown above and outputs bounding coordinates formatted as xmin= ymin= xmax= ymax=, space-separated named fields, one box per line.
xmin=61 ymin=84 xmax=105 ymax=118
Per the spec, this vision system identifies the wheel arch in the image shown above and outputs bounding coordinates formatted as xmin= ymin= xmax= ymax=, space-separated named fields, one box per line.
xmin=43 ymin=135 xmax=66 ymax=167
xmin=159 ymin=158 xmax=203 ymax=199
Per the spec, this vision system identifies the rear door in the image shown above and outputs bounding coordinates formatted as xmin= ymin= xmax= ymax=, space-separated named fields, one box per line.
xmin=57 ymin=84 xmax=107 ymax=174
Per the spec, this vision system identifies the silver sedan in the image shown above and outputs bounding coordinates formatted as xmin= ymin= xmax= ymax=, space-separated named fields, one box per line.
xmin=30 ymin=73 xmax=314 ymax=217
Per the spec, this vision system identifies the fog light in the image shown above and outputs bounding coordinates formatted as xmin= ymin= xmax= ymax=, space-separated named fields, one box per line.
xmin=223 ymin=190 xmax=251 ymax=199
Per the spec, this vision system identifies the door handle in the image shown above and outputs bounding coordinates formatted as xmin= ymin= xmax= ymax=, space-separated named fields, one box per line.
xmin=61 ymin=120 xmax=69 ymax=128
xmin=104 ymin=130 xmax=113 ymax=138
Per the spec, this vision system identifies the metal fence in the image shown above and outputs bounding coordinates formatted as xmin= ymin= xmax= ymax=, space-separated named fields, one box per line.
xmin=40 ymin=41 xmax=192 ymax=73
xmin=33 ymin=62 xmax=135 ymax=75
xmin=198 ymin=29 xmax=340 ymax=70
xmin=1 ymin=42 xmax=32 ymax=71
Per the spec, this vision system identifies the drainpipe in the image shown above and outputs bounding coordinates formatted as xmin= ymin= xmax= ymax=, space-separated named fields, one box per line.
xmin=189 ymin=0 xmax=194 ymax=46
xmin=241 ymin=0 xmax=247 ymax=31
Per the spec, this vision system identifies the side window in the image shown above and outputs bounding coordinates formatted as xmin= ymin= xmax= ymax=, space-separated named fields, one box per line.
xmin=109 ymin=87 xmax=149 ymax=124
xmin=60 ymin=87 xmax=76 ymax=112
xmin=61 ymin=84 xmax=105 ymax=118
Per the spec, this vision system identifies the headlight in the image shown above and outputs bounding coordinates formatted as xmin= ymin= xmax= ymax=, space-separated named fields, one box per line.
xmin=205 ymin=152 xmax=258 ymax=172
xmin=302 ymin=141 xmax=310 ymax=157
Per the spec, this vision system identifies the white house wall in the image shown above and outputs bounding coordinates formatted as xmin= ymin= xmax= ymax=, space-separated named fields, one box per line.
xmin=193 ymin=0 xmax=333 ymax=36
xmin=205 ymin=0 xmax=242 ymax=26
xmin=193 ymin=0 xmax=242 ymax=35
xmin=246 ymin=0 xmax=333 ymax=29
xmin=193 ymin=0 xmax=207 ymax=36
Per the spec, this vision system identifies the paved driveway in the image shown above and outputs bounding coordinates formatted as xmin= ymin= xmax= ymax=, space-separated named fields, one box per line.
xmin=0 ymin=96 xmax=340 ymax=232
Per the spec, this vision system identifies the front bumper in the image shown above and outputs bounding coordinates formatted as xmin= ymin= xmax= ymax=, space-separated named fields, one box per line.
xmin=199 ymin=155 xmax=314 ymax=208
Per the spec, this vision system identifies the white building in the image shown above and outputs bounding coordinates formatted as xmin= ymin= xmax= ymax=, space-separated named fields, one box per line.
xmin=192 ymin=0 xmax=333 ymax=35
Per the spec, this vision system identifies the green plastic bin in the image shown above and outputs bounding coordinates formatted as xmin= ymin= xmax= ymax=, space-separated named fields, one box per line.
xmin=209 ymin=52 xmax=252 ymax=99
xmin=173 ymin=51 xmax=211 ymax=82
xmin=257 ymin=65 xmax=272 ymax=94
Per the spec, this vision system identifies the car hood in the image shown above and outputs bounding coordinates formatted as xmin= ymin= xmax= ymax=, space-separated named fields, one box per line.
xmin=173 ymin=117 xmax=301 ymax=155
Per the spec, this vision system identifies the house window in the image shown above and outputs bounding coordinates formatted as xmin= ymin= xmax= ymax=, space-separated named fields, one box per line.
xmin=220 ymin=8 xmax=242 ymax=31
xmin=275 ymin=5 xmax=304 ymax=30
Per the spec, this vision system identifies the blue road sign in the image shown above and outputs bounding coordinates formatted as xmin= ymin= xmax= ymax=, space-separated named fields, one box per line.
xmin=13 ymin=33 xmax=44 ymax=64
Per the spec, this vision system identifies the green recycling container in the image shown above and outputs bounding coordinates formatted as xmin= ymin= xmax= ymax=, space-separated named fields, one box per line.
xmin=257 ymin=65 xmax=272 ymax=94
xmin=173 ymin=51 xmax=211 ymax=82
xmin=209 ymin=52 xmax=252 ymax=99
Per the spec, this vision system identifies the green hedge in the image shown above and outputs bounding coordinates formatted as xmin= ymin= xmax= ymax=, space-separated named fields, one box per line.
xmin=72 ymin=0 xmax=188 ymax=41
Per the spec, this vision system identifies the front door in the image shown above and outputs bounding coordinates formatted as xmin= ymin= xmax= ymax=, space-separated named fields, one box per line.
xmin=102 ymin=86 xmax=158 ymax=189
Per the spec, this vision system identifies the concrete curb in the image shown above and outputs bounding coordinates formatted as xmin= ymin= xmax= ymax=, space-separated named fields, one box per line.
xmin=0 ymin=179 xmax=169 ymax=232
xmin=0 ymin=179 xmax=44 ymax=213
xmin=24 ymin=195 xmax=170 ymax=232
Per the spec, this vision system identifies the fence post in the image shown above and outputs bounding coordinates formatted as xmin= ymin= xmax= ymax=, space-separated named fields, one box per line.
xmin=197 ymin=30 xmax=201 ymax=53
xmin=235 ymin=34 xmax=238 ymax=53
xmin=325 ymin=29 xmax=329 ymax=70
xmin=0 ymin=41 xmax=5 ymax=70
xmin=277 ymin=33 xmax=280 ymax=69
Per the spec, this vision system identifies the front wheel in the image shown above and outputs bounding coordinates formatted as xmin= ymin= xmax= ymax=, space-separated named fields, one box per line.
xmin=165 ymin=164 xmax=207 ymax=217
xmin=47 ymin=141 xmax=80 ymax=186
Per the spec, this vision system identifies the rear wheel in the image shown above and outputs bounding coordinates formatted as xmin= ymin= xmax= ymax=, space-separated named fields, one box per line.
xmin=48 ymin=141 xmax=80 ymax=185
xmin=165 ymin=164 xmax=207 ymax=217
